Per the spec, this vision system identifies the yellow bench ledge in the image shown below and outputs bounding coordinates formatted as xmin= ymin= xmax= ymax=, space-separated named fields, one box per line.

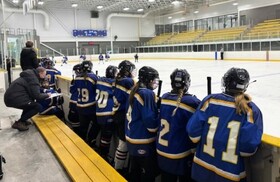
xmin=32 ymin=115 xmax=127 ymax=182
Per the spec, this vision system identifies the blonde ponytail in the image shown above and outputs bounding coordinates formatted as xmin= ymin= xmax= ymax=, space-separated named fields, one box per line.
xmin=172 ymin=89 xmax=184 ymax=116
xmin=235 ymin=93 xmax=252 ymax=115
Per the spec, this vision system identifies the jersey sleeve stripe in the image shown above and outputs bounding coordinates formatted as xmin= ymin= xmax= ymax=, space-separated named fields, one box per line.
xmin=161 ymin=99 xmax=196 ymax=113
xmin=75 ymin=77 xmax=96 ymax=84
xmin=157 ymin=149 xmax=194 ymax=159
xmin=77 ymin=102 xmax=96 ymax=107
xmin=246 ymin=108 xmax=254 ymax=123
xmin=201 ymin=98 xmax=236 ymax=111
xmin=189 ymin=136 xmax=201 ymax=143
xmin=147 ymin=127 xmax=158 ymax=133
xmin=116 ymin=85 xmax=128 ymax=92
xmin=134 ymin=93 xmax=144 ymax=106
xmin=96 ymin=111 xmax=115 ymax=116
xmin=97 ymin=81 xmax=112 ymax=88
xmin=40 ymin=106 xmax=56 ymax=114
xmin=125 ymin=136 xmax=156 ymax=144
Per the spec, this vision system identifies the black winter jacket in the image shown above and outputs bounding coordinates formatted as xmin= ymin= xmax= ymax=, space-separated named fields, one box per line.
xmin=20 ymin=47 xmax=39 ymax=70
xmin=4 ymin=69 xmax=49 ymax=108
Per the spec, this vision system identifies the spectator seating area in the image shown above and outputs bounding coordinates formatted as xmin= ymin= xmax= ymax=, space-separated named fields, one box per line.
xmin=243 ymin=19 xmax=280 ymax=39
xmin=197 ymin=26 xmax=247 ymax=42
xmin=168 ymin=30 xmax=204 ymax=44
xmin=145 ymin=18 xmax=280 ymax=45
xmin=147 ymin=33 xmax=173 ymax=45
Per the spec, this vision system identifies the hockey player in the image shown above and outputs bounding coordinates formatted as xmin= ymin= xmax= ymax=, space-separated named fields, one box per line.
xmin=105 ymin=52 xmax=110 ymax=62
xmin=43 ymin=59 xmax=61 ymax=89
xmin=38 ymin=79 xmax=64 ymax=120
xmin=96 ymin=65 xmax=118 ymax=160
xmin=72 ymin=61 xmax=100 ymax=145
xmin=113 ymin=60 xmax=136 ymax=174
xmin=61 ymin=56 xmax=68 ymax=66
xmin=99 ymin=53 xmax=104 ymax=64
xmin=67 ymin=63 xmax=82 ymax=134
xmin=187 ymin=67 xmax=263 ymax=182
xmin=79 ymin=54 xmax=86 ymax=62
xmin=156 ymin=69 xmax=201 ymax=182
xmin=126 ymin=66 xmax=160 ymax=182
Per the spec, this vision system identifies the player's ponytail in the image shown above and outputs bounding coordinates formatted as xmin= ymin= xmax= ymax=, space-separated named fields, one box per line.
xmin=172 ymin=89 xmax=184 ymax=116
xmin=129 ymin=82 xmax=140 ymax=107
xmin=235 ymin=93 xmax=251 ymax=115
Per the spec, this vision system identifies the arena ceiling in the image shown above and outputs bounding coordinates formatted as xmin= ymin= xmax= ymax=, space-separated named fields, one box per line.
xmin=3 ymin=0 xmax=237 ymax=15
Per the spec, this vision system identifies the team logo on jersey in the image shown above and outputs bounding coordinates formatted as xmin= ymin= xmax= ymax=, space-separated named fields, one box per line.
xmin=137 ymin=149 xmax=146 ymax=155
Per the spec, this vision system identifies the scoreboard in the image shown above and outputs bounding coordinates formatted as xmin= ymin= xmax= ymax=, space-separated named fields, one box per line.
xmin=73 ymin=29 xmax=107 ymax=37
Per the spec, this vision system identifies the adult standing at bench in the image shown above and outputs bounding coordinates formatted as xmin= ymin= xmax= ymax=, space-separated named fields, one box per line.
xmin=4 ymin=67 xmax=50 ymax=131
xmin=20 ymin=40 xmax=39 ymax=70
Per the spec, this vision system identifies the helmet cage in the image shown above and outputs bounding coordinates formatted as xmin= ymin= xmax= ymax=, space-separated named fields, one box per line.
xmin=170 ymin=69 xmax=190 ymax=93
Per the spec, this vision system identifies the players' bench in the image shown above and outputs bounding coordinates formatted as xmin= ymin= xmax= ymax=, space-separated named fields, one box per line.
xmin=32 ymin=114 xmax=126 ymax=182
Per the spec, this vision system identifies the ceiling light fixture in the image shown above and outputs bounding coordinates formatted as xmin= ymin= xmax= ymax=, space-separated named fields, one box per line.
xmin=97 ymin=5 xmax=103 ymax=9
xmin=123 ymin=7 xmax=130 ymax=11
xmin=38 ymin=1 xmax=44 ymax=5
xmin=168 ymin=16 xmax=172 ymax=19
xmin=172 ymin=1 xmax=180 ymax=5
xmin=233 ymin=2 xmax=238 ymax=6
xmin=194 ymin=10 xmax=199 ymax=14
xmin=12 ymin=0 xmax=19 ymax=3
xmin=148 ymin=0 xmax=155 ymax=2
xmin=71 ymin=3 xmax=78 ymax=8
xmin=137 ymin=8 xmax=144 ymax=12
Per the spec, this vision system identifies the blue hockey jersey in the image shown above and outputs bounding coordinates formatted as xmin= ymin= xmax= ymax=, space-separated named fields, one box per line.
xmin=113 ymin=77 xmax=135 ymax=112
xmin=125 ymin=88 xmax=159 ymax=157
xmin=73 ymin=73 xmax=98 ymax=115
xmin=156 ymin=92 xmax=201 ymax=175
xmin=38 ymin=88 xmax=62 ymax=115
xmin=96 ymin=77 xmax=115 ymax=124
xmin=46 ymin=68 xmax=61 ymax=88
xmin=187 ymin=93 xmax=263 ymax=182
xmin=69 ymin=81 xmax=78 ymax=110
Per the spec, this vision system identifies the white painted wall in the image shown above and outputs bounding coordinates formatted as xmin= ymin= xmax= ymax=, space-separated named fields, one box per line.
xmin=139 ymin=16 xmax=156 ymax=37
xmin=111 ymin=17 xmax=139 ymax=41
xmin=0 ymin=7 xmax=156 ymax=42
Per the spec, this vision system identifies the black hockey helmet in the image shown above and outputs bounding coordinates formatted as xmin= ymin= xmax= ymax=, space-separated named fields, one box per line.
xmin=81 ymin=60 xmax=93 ymax=73
xmin=106 ymin=65 xmax=118 ymax=79
xmin=170 ymin=68 xmax=191 ymax=93
xmin=138 ymin=66 xmax=159 ymax=89
xmin=222 ymin=67 xmax=250 ymax=95
xmin=43 ymin=59 xmax=54 ymax=69
xmin=73 ymin=63 xmax=82 ymax=74
xmin=118 ymin=60 xmax=135 ymax=77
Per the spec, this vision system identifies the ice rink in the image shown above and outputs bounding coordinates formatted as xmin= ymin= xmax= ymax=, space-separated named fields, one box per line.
xmin=56 ymin=59 xmax=280 ymax=139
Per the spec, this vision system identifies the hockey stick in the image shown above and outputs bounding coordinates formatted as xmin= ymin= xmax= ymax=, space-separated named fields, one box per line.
xmin=207 ymin=76 xmax=212 ymax=95
xmin=157 ymin=80 xmax=163 ymax=108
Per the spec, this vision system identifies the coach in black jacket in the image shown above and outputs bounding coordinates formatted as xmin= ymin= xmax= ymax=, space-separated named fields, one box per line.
xmin=4 ymin=67 xmax=50 ymax=131
xmin=20 ymin=40 xmax=39 ymax=70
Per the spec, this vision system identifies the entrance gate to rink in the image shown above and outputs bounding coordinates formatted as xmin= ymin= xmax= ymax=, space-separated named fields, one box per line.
xmin=55 ymin=75 xmax=280 ymax=182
